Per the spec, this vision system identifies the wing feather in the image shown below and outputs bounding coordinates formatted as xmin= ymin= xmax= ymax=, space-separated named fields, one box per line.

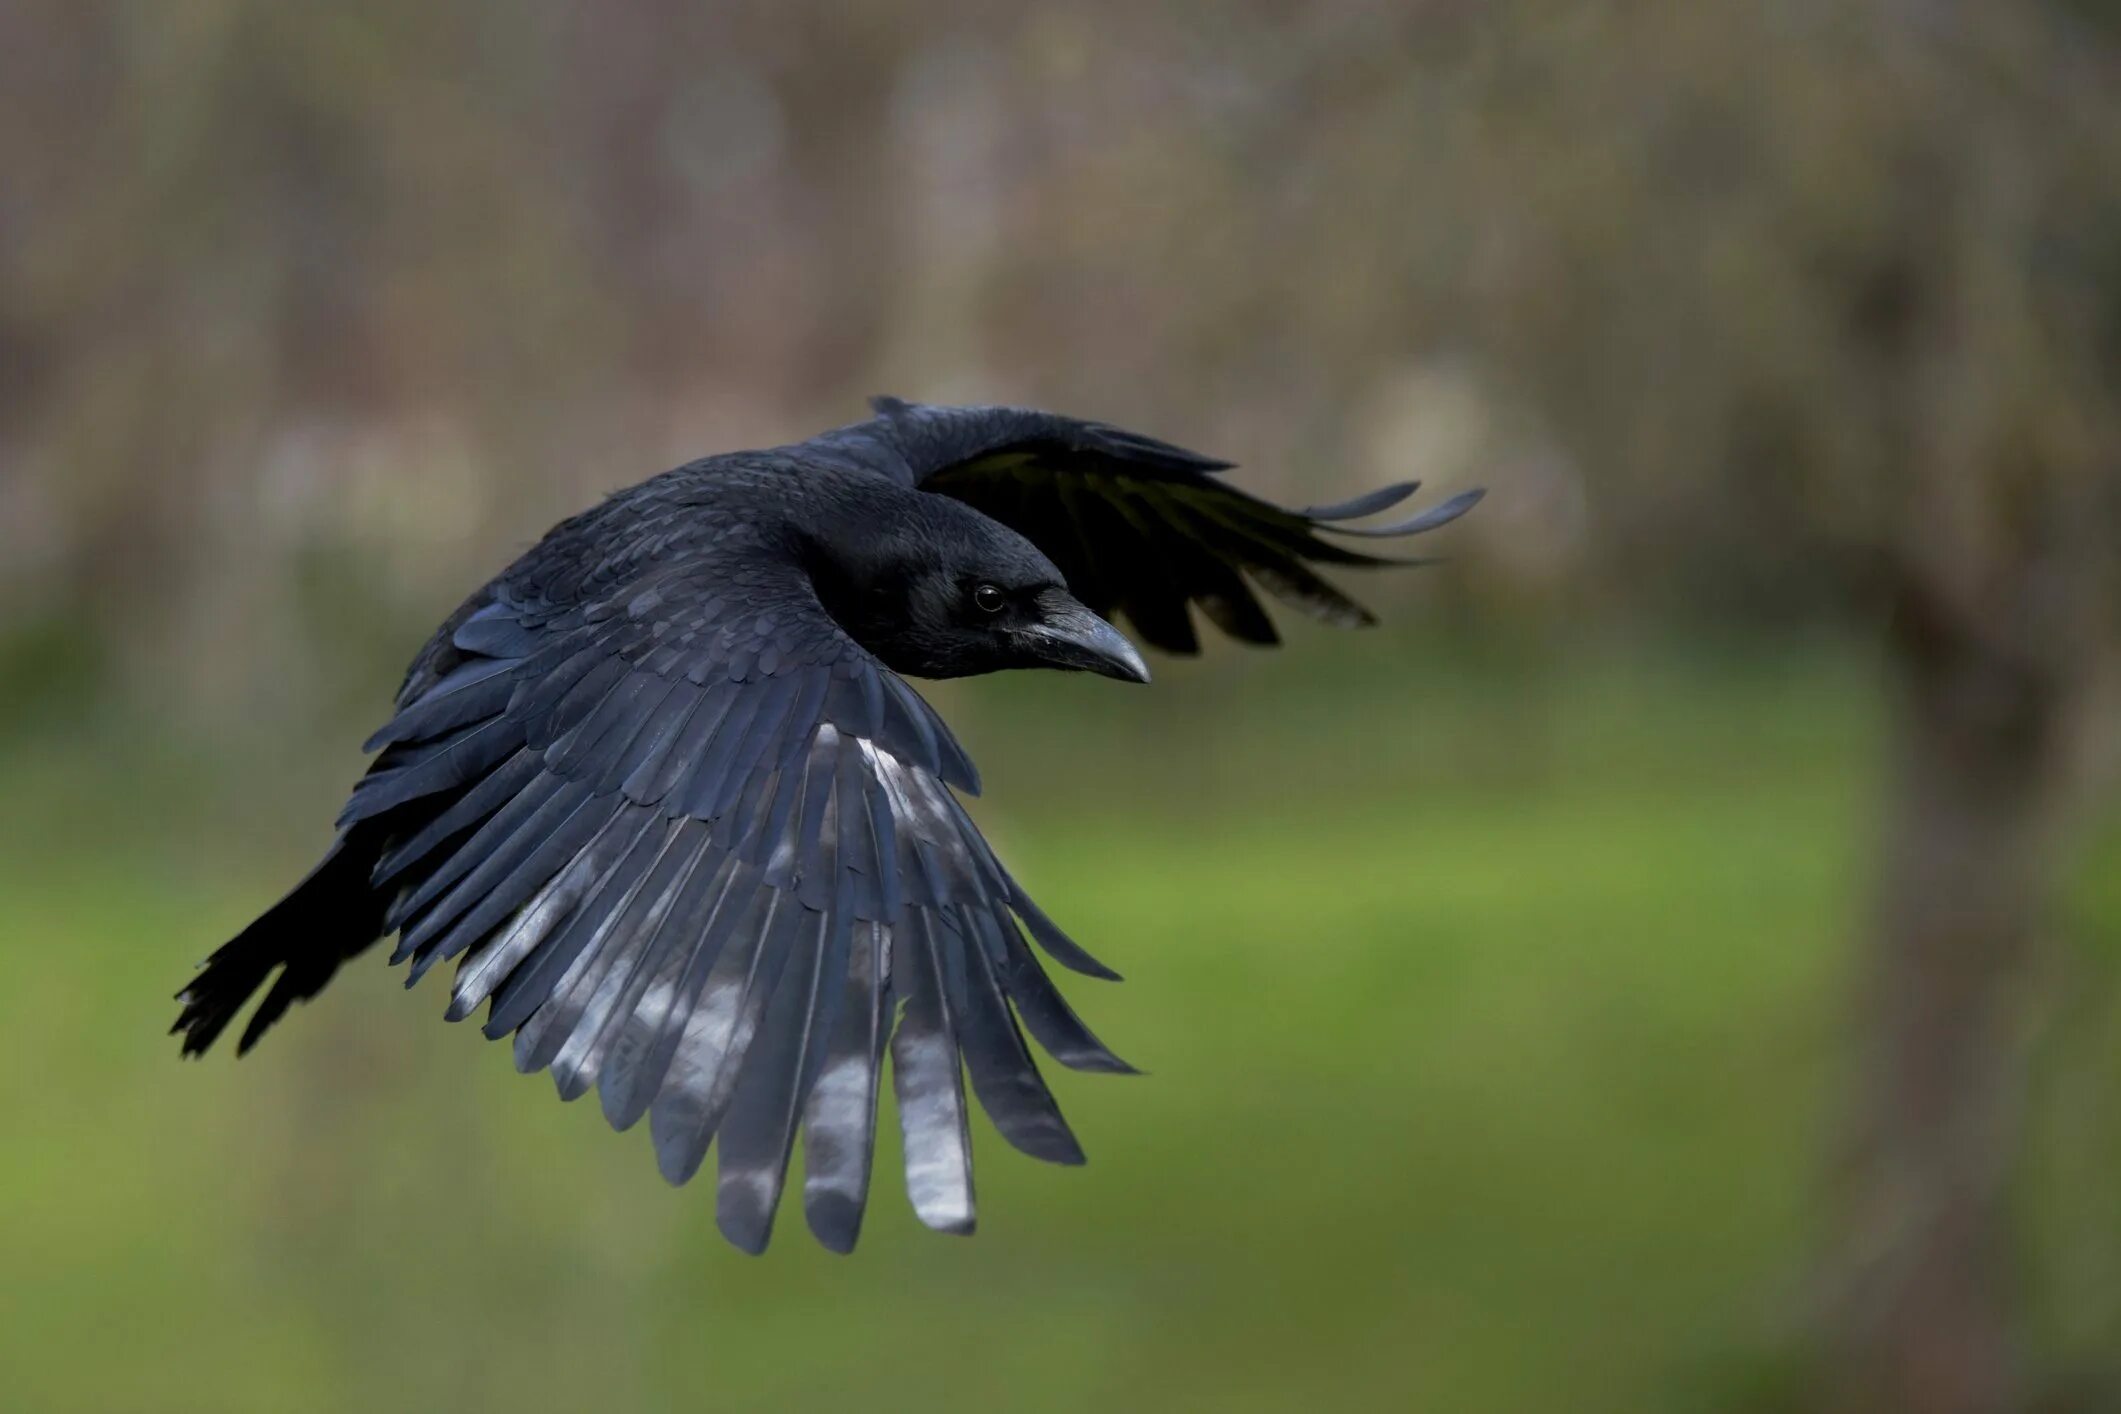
xmin=715 ymin=895 xmax=850 ymax=1253
xmin=314 ymin=510 xmax=1129 ymax=1251
xmin=893 ymin=402 xmax=1479 ymax=651
xmin=801 ymin=918 xmax=890 ymax=1252
xmin=892 ymin=908 xmax=976 ymax=1234
xmin=650 ymin=883 xmax=799 ymax=1185
xmin=956 ymin=905 xmax=1084 ymax=1164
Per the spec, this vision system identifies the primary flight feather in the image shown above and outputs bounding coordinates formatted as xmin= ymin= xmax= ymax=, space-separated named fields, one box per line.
xmin=172 ymin=398 xmax=1481 ymax=1253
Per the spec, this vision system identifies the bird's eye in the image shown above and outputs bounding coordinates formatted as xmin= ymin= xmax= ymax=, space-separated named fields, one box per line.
xmin=972 ymin=583 xmax=1007 ymax=614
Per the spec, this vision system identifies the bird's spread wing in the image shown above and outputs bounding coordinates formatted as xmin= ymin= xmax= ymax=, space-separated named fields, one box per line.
xmin=337 ymin=517 xmax=1129 ymax=1253
xmin=875 ymin=399 xmax=1484 ymax=654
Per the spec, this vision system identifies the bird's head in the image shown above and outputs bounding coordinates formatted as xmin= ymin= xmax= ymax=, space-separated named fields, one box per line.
xmin=803 ymin=498 xmax=1149 ymax=684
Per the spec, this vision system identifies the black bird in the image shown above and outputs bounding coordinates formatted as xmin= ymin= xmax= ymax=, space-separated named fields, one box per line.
xmin=173 ymin=398 xmax=1481 ymax=1253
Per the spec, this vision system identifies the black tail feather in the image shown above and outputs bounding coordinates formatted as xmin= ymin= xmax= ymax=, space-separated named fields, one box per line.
xmin=173 ymin=828 xmax=388 ymax=1057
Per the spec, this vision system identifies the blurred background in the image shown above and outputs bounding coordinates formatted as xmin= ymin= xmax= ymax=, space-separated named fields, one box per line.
xmin=2 ymin=3 xmax=2118 ymax=1411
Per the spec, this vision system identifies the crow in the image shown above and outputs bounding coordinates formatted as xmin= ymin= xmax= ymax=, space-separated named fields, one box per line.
xmin=173 ymin=397 xmax=1481 ymax=1253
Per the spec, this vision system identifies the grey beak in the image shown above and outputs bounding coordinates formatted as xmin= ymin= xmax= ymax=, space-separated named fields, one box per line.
xmin=1026 ymin=593 xmax=1151 ymax=683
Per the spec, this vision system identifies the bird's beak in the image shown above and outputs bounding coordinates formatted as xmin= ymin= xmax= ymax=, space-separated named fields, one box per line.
xmin=1024 ymin=592 xmax=1151 ymax=683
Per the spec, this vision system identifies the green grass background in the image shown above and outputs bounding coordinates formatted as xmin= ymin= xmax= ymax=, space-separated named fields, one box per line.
xmin=2 ymin=640 xmax=2114 ymax=1412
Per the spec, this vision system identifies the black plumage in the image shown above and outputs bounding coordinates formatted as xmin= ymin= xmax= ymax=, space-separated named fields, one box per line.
xmin=172 ymin=398 xmax=1481 ymax=1252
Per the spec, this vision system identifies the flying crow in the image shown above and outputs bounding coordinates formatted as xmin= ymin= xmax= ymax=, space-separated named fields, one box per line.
xmin=173 ymin=398 xmax=1481 ymax=1253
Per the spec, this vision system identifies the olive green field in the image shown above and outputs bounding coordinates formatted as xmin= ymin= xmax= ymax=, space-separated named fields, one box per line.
xmin=5 ymin=643 xmax=2115 ymax=1413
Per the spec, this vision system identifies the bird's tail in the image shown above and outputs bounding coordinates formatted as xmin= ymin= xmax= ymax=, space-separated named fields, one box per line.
xmin=173 ymin=827 xmax=388 ymax=1057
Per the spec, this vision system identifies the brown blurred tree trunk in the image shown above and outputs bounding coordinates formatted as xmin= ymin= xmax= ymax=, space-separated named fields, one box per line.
xmin=1831 ymin=571 xmax=2078 ymax=1414
xmin=1824 ymin=128 xmax=2114 ymax=1404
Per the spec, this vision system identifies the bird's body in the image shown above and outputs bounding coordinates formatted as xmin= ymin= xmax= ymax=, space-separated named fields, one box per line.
xmin=174 ymin=399 xmax=1479 ymax=1253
